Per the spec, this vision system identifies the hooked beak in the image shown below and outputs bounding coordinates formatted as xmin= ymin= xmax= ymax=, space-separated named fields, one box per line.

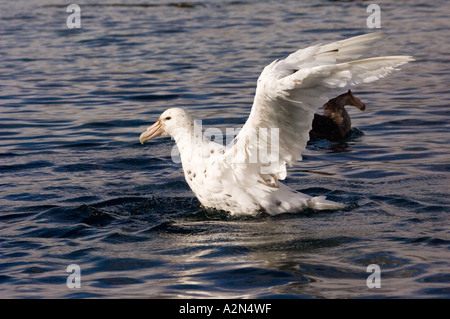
xmin=347 ymin=90 xmax=366 ymax=111
xmin=140 ymin=120 xmax=163 ymax=144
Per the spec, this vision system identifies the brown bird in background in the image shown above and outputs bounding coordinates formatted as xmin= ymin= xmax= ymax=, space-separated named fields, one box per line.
xmin=310 ymin=90 xmax=366 ymax=141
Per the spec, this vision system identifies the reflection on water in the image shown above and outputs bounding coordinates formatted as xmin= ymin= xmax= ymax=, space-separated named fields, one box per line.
xmin=0 ymin=0 xmax=449 ymax=298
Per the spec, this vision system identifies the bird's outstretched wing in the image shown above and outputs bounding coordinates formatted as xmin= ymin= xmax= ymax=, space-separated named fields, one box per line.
xmin=224 ymin=33 xmax=413 ymax=185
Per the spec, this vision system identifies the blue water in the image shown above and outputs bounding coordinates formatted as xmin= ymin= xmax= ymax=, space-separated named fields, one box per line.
xmin=1 ymin=0 xmax=449 ymax=298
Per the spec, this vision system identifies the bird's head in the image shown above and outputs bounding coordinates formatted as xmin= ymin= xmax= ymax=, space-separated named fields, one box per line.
xmin=139 ymin=108 xmax=193 ymax=144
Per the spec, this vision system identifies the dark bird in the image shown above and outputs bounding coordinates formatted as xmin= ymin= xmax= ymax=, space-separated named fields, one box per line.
xmin=310 ymin=90 xmax=366 ymax=141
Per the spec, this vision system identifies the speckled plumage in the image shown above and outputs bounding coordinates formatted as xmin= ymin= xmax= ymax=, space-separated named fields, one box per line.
xmin=140 ymin=33 xmax=413 ymax=215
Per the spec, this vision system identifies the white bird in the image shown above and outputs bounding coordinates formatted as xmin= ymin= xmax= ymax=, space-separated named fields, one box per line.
xmin=140 ymin=33 xmax=413 ymax=215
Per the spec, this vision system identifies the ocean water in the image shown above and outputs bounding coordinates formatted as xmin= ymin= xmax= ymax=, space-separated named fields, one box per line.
xmin=0 ymin=0 xmax=449 ymax=298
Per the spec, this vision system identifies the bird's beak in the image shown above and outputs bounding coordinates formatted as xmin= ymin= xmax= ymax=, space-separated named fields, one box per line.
xmin=140 ymin=120 xmax=163 ymax=144
xmin=347 ymin=90 xmax=366 ymax=111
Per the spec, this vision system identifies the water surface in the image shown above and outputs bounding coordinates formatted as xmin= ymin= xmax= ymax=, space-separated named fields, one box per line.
xmin=0 ymin=0 xmax=449 ymax=298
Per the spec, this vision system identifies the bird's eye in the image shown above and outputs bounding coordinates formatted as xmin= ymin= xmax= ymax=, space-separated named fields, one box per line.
xmin=165 ymin=116 xmax=171 ymax=120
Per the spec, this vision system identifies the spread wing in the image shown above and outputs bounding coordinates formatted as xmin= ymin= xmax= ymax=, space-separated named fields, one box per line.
xmin=224 ymin=33 xmax=413 ymax=186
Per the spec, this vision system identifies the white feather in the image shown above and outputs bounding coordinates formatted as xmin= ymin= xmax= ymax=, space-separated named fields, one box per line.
xmin=225 ymin=33 xmax=413 ymax=182
xmin=143 ymin=33 xmax=413 ymax=215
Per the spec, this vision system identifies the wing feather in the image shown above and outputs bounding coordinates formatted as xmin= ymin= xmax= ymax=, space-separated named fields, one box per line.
xmin=223 ymin=33 xmax=413 ymax=186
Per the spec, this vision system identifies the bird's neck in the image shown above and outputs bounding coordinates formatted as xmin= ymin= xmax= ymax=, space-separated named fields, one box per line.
xmin=171 ymin=121 xmax=210 ymax=166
